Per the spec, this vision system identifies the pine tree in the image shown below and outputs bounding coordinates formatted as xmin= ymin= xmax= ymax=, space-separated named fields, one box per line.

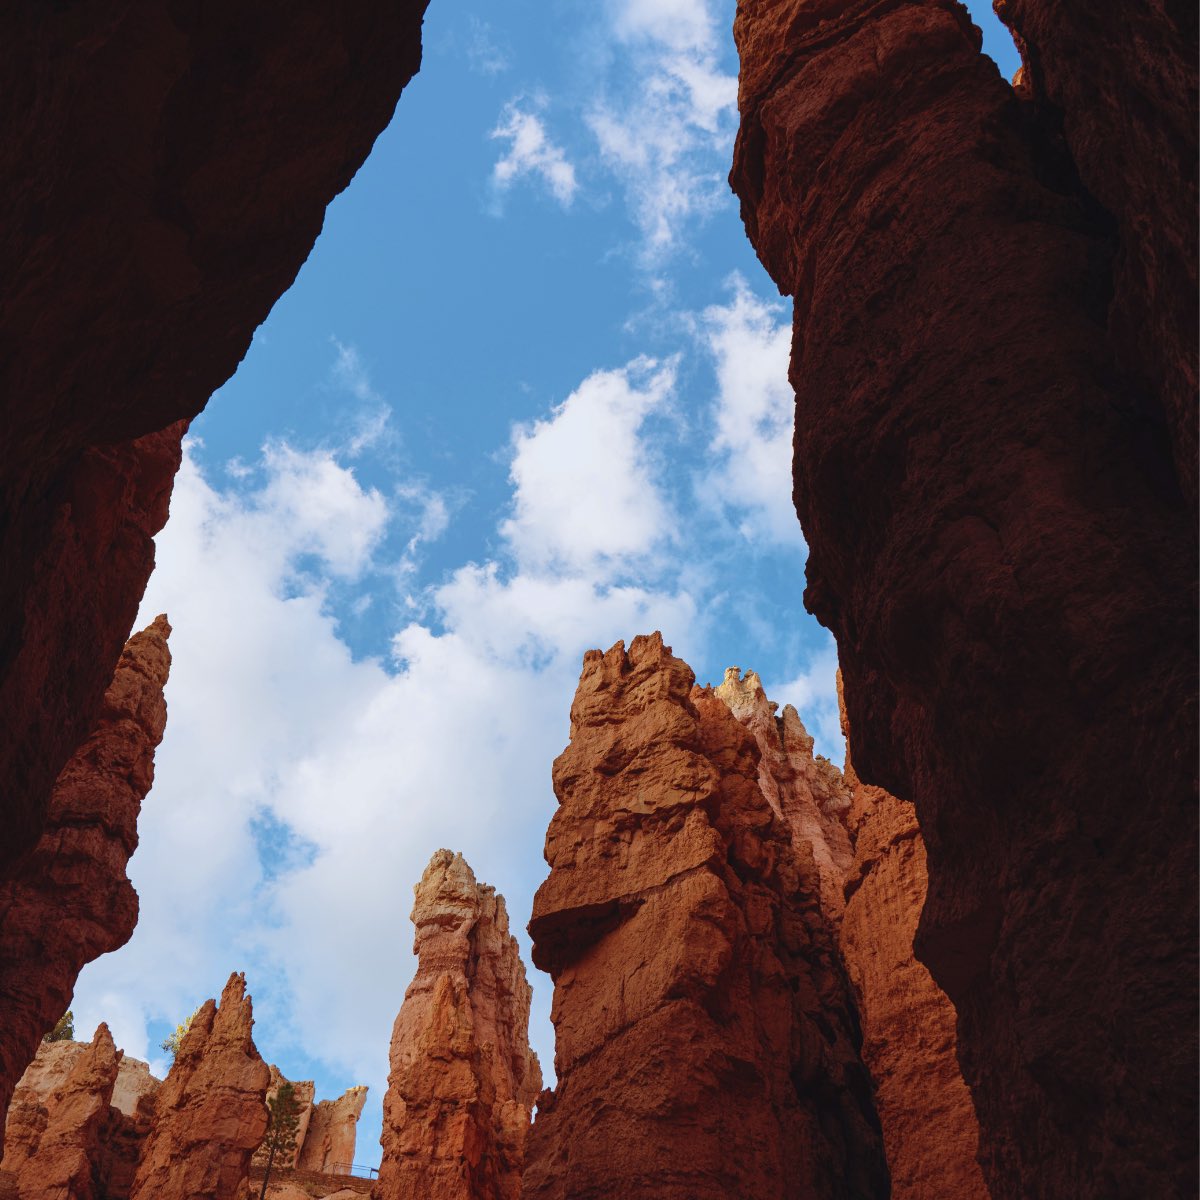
xmin=259 ymin=1081 xmax=303 ymax=1197
xmin=43 ymin=1010 xmax=75 ymax=1042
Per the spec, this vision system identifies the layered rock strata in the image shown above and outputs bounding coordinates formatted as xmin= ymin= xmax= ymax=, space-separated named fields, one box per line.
xmin=731 ymin=2 xmax=1197 ymax=1194
xmin=1 ymin=1 xmax=431 ymax=869
xmin=298 ymin=1087 xmax=367 ymax=1176
xmin=0 ymin=616 xmax=171 ymax=1147
xmin=523 ymin=635 xmax=887 ymax=1200
xmin=374 ymin=850 xmax=541 ymax=1200
xmin=6 ymin=1025 xmax=121 ymax=1200
xmin=128 ymin=972 xmax=270 ymax=1200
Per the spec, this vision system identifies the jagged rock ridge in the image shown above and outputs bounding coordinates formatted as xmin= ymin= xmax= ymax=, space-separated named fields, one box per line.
xmin=374 ymin=850 xmax=541 ymax=1200
xmin=730 ymin=1 xmax=1197 ymax=1194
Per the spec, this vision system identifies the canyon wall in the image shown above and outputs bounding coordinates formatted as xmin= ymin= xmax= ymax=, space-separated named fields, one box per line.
xmin=0 ymin=1 xmax=431 ymax=870
xmin=730 ymin=1 xmax=1197 ymax=1195
xmin=0 ymin=616 xmax=171 ymax=1147
xmin=523 ymin=636 xmax=887 ymax=1200
xmin=297 ymin=1087 xmax=367 ymax=1176
xmin=254 ymin=1067 xmax=316 ymax=1170
xmin=374 ymin=850 xmax=541 ymax=1200
xmin=128 ymin=972 xmax=270 ymax=1200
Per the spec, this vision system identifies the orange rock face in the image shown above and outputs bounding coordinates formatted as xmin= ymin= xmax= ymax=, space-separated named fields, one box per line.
xmin=0 ymin=616 xmax=171 ymax=1149
xmin=254 ymin=1067 xmax=316 ymax=1170
xmin=128 ymin=972 xmax=270 ymax=1200
xmin=523 ymin=636 xmax=886 ymax=1200
xmin=730 ymin=1 xmax=1197 ymax=1194
xmin=374 ymin=850 xmax=541 ymax=1200
xmin=297 ymin=1087 xmax=367 ymax=1176
xmin=4 ymin=1024 xmax=121 ymax=1200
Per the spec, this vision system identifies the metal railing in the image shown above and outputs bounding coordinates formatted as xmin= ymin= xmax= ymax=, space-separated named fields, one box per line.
xmin=329 ymin=1162 xmax=378 ymax=1179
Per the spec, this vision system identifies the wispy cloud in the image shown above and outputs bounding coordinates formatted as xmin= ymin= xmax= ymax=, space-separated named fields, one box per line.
xmin=490 ymin=99 xmax=578 ymax=209
xmin=465 ymin=17 xmax=511 ymax=76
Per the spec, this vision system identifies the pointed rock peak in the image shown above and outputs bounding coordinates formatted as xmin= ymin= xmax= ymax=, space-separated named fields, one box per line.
xmin=715 ymin=665 xmax=777 ymax=720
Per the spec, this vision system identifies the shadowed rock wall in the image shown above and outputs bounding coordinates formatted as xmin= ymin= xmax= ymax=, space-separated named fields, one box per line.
xmin=730 ymin=1 xmax=1197 ymax=1194
xmin=0 ymin=617 xmax=171 ymax=1149
xmin=0 ymin=1 xmax=430 ymax=869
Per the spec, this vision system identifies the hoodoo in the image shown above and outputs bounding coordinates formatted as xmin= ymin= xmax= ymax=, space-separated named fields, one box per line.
xmin=0 ymin=617 xmax=172 ymax=1146
xmin=730 ymin=0 xmax=1197 ymax=1194
xmin=374 ymin=850 xmax=541 ymax=1200
xmin=523 ymin=636 xmax=887 ymax=1200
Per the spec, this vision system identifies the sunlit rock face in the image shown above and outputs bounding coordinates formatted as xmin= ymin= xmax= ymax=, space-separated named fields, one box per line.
xmin=523 ymin=635 xmax=887 ymax=1200
xmin=0 ymin=617 xmax=171 ymax=1151
xmin=730 ymin=1 xmax=1197 ymax=1194
xmin=298 ymin=1087 xmax=368 ymax=1176
xmin=0 ymin=1 xmax=432 ymax=873
xmin=128 ymin=972 xmax=270 ymax=1200
xmin=374 ymin=850 xmax=541 ymax=1200
xmin=253 ymin=1067 xmax=316 ymax=1170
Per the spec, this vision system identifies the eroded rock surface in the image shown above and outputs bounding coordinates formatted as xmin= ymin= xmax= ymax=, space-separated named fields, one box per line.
xmin=4 ymin=1024 xmax=121 ymax=1200
xmin=0 ymin=616 xmax=171 ymax=1147
xmin=254 ymin=1067 xmax=315 ymax=1171
xmin=731 ymin=1 xmax=1197 ymax=1194
xmin=1 ymin=4 xmax=431 ymax=869
xmin=374 ymin=850 xmax=541 ymax=1200
xmin=298 ymin=1087 xmax=367 ymax=1176
xmin=128 ymin=972 xmax=270 ymax=1200
xmin=523 ymin=635 xmax=886 ymax=1200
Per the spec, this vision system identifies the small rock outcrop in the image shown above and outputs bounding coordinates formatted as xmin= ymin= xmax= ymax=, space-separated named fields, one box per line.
xmin=374 ymin=850 xmax=541 ymax=1200
xmin=523 ymin=636 xmax=886 ymax=1200
xmin=3 ymin=1024 xmax=121 ymax=1200
xmin=0 ymin=616 xmax=171 ymax=1148
xmin=128 ymin=972 xmax=270 ymax=1200
xmin=298 ymin=1086 xmax=367 ymax=1176
xmin=730 ymin=1 xmax=1197 ymax=1194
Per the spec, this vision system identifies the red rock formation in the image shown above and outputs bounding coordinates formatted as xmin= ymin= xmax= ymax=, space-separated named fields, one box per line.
xmin=0 ymin=616 xmax=171 ymax=1148
xmin=523 ymin=635 xmax=886 ymax=1199
xmin=128 ymin=972 xmax=270 ymax=1200
xmin=714 ymin=667 xmax=852 ymax=921
xmin=254 ymin=1067 xmax=316 ymax=1170
xmin=833 ymin=678 xmax=987 ymax=1200
xmin=4 ymin=1023 xmax=121 ymax=1200
xmin=374 ymin=850 xmax=541 ymax=1200
xmin=298 ymin=1087 xmax=367 ymax=1176
xmin=0 ymin=2 xmax=432 ymax=869
xmin=731 ymin=2 xmax=1197 ymax=1194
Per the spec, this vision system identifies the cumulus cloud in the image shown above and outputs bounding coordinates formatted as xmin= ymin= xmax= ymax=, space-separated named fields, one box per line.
xmin=501 ymin=357 xmax=677 ymax=572
xmin=491 ymin=100 xmax=578 ymax=208
xmin=697 ymin=276 xmax=803 ymax=546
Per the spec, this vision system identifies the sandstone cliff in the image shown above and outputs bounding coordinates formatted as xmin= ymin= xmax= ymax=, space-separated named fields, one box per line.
xmin=254 ymin=1067 xmax=316 ymax=1171
xmin=730 ymin=1 xmax=1197 ymax=1193
xmin=3 ymin=1024 xmax=121 ymax=1200
xmin=374 ymin=850 xmax=541 ymax=1200
xmin=0 ymin=616 xmax=171 ymax=1149
xmin=523 ymin=636 xmax=887 ymax=1200
xmin=0 ymin=3 xmax=431 ymax=869
xmin=298 ymin=1087 xmax=367 ymax=1176
xmin=128 ymin=972 xmax=270 ymax=1200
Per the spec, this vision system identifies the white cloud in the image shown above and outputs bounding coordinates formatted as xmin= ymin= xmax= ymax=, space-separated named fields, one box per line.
xmin=491 ymin=101 xmax=578 ymax=208
xmin=697 ymin=276 xmax=803 ymax=546
xmin=465 ymin=17 xmax=511 ymax=75
xmin=501 ymin=357 xmax=676 ymax=572
xmin=587 ymin=0 xmax=738 ymax=259
xmin=330 ymin=338 xmax=392 ymax=457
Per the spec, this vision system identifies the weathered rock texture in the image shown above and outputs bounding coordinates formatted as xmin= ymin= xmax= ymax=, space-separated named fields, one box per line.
xmin=0 ymin=616 xmax=171 ymax=1148
xmin=3 ymin=1023 xmax=121 ymax=1200
xmin=835 ymin=679 xmax=987 ymax=1200
xmin=1 ymin=1 xmax=431 ymax=871
xmin=298 ymin=1087 xmax=367 ymax=1176
xmin=254 ymin=1067 xmax=315 ymax=1170
xmin=731 ymin=2 xmax=1197 ymax=1195
xmin=714 ymin=667 xmax=853 ymax=921
xmin=374 ymin=850 xmax=541 ymax=1200
xmin=128 ymin=972 xmax=270 ymax=1200
xmin=524 ymin=636 xmax=886 ymax=1199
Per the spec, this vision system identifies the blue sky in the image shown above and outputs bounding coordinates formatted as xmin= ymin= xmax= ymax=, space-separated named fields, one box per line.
xmin=72 ymin=0 xmax=1019 ymax=1171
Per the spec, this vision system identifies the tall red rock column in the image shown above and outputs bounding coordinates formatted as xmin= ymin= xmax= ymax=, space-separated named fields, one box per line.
xmin=730 ymin=1 xmax=1197 ymax=1194
xmin=128 ymin=972 xmax=270 ymax=1200
xmin=0 ymin=616 xmax=171 ymax=1149
xmin=297 ymin=1086 xmax=367 ymax=1175
xmin=374 ymin=850 xmax=542 ymax=1200
xmin=523 ymin=636 xmax=887 ymax=1200
xmin=5 ymin=1024 xmax=122 ymax=1200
